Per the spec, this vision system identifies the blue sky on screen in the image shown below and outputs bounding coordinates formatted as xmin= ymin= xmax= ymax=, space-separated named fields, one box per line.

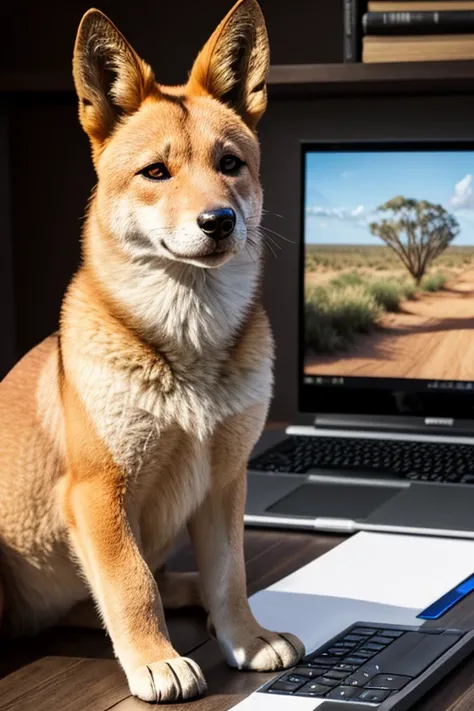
xmin=304 ymin=150 xmax=474 ymax=246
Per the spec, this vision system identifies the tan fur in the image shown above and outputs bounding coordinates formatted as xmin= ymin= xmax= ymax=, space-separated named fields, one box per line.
xmin=0 ymin=0 xmax=304 ymax=703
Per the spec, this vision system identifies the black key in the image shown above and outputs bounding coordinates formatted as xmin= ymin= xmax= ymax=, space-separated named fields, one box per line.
xmin=295 ymin=682 xmax=331 ymax=697
xmin=367 ymin=631 xmax=460 ymax=677
xmin=322 ymin=669 xmax=350 ymax=680
xmin=315 ymin=676 xmax=340 ymax=687
xmin=309 ymin=656 xmax=340 ymax=667
xmin=344 ymin=663 xmax=381 ymax=687
xmin=378 ymin=629 xmax=405 ymax=638
xmin=327 ymin=686 xmax=360 ymax=700
xmin=293 ymin=666 xmax=328 ymax=678
xmin=352 ymin=627 xmax=377 ymax=636
xmin=367 ymin=674 xmax=412 ymax=690
xmin=327 ymin=647 xmax=348 ymax=656
xmin=343 ymin=656 xmax=369 ymax=666
xmin=333 ymin=640 xmax=358 ymax=649
xmin=282 ymin=674 xmax=307 ymax=686
xmin=356 ymin=648 xmax=377 ymax=658
xmin=363 ymin=642 xmax=386 ymax=652
xmin=335 ymin=662 xmax=359 ymax=672
xmin=359 ymin=689 xmax=391 ymax=703
xmin=268 ymin=681 xmax=300 ymax=694
xmin=277 ymin=438 xmax=297 ymax=453
xmin=344 ymin=634 xmax=369 ymax=643
xmin=371 ymin=636 xmax=395 ymax=645
xmin=446 ymin=473 xmax=461 ymax=483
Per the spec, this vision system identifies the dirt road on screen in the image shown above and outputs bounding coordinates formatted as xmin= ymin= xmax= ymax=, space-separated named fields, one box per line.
xmin=305 ymin=267 xmax=474 ymax=381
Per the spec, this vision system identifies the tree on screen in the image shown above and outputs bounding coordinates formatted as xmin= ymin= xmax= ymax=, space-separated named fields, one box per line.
xmin=369 ymin=197 xmax=460 ymax=285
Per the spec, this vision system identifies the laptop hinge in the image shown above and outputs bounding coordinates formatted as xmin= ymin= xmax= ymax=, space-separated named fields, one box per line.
xmin=312 ymin=414 xmax=474 ymax=437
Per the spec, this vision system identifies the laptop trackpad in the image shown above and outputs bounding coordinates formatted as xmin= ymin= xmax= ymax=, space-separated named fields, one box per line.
xmin=267 ymin=482 xmax=399 ymax=519
xmin=365 ymin=483 xmax=474 ymax=532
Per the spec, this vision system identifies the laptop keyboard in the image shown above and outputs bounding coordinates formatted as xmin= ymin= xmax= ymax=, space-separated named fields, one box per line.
xmin=249 ymin=435 xmax=474 ymax=484
xmin=260 ymin=623 xmax=463 ymax=704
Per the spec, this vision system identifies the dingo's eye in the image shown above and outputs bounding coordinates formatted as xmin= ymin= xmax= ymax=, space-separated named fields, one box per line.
xmin=219 ymin=155 xmax=244 ymax=175
xmin=140 ymin=163 xmax=171 ymax=181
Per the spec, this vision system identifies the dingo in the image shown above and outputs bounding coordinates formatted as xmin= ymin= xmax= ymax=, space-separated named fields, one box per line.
xmin=0 ymin=0 xmax=304 ymax=702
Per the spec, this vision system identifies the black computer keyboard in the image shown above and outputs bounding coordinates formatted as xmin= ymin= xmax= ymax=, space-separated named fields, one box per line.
xmin=259 ymin=622 xmax=474 ymax=708
xmin=249 ymin=435 xmax=474 ymax=484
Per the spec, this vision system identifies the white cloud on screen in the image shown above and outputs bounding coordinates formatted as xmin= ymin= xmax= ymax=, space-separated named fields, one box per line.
xmin=351 ymin=205 xmax=365 ymax=217
xmin=306 ymin=204 xmax=366 ymax=220
xmin=450 ymin=174 xmax=474 ymax=210
xmin=305 ymin=205 xmax=371 ymax=231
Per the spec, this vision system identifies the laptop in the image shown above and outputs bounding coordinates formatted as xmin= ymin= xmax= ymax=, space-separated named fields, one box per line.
xmin=245 ymin=139 xmax=474 ymax=539
xmin=233 ymin=622 xmax=474 ymax=710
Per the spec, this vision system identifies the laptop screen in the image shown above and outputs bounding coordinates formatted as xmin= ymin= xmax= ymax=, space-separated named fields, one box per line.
xmin=300 ymin=141 xmax=474 ymax=421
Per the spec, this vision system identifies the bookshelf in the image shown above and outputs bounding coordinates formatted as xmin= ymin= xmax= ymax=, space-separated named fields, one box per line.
xmin=2 ymin=62 xmax=474 ymax=100
xmin=267 ymin=61 xmax=474 ymax=98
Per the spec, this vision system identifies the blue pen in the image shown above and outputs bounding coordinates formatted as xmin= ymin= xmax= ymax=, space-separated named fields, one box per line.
xmin=418 ymin=573 xmax=474 ymax=620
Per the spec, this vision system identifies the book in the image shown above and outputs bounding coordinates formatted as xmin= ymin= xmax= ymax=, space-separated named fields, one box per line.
xmin=343 ymin=0 xmax=366 ymax=62
xmin=363 ymin=33 xmax=474 ymax=61
xmin=363 ymin=10 xmax=474 ymax=33
xmin=369 ymin=2 xmax=474 ymax=9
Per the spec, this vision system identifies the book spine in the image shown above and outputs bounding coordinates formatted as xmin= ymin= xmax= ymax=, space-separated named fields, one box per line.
xmin=363 ymin=10 xmax=474 ymax=34
xmin=344 ymin=0 xmax=363 ymax=61
xmin=344 ymin=0 xmax=356 ymax=61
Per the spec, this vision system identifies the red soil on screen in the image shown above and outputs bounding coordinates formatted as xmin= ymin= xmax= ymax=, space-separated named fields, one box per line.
xmin=305 ymin=267 xmax=474 ymax=381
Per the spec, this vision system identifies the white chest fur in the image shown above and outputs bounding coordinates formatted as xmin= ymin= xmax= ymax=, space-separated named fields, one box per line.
xmin=74 ymin=336 xmax=272 ymax=468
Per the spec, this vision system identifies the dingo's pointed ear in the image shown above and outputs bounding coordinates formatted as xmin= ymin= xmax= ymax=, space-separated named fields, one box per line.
xmin=187 ymin=0 xmax=269 ymax=130
xmin=73 ymin=9 xmax=157 ymax=150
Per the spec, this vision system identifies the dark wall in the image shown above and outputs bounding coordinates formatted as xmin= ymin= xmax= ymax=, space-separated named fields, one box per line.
xmin=10 ymin=100 xmax=93 ymax=356
xmin=0 ymin=110 xmax=16 ymax=378
xmin=2 ymin=1 xmax=343 ymax=79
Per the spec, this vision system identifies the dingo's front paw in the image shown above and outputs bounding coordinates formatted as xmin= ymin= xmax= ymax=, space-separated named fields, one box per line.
xmin=223 ymin=631 xmax=305 ymax=672
xmin=127 ymin=657 xmax=207 ymax=703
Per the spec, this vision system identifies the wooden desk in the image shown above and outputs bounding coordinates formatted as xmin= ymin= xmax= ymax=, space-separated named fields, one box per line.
xmin=1 ymin=528 xmax=474 ymax=711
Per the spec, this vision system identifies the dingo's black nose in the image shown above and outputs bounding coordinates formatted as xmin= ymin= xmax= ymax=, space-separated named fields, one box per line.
xmin=197 ymin=208 xmax=236 ymax=241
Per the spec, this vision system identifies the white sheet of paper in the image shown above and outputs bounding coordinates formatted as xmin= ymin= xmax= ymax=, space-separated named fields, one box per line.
xmin=231 ymin=695 xmax=323 ymax=710
xmin=268 ymin=531 xmax=474 ymax=606
xmin=249 ymin=531 xmax=474 ymax=652
xmin=231 ymin=531 xmax=474 ymax=710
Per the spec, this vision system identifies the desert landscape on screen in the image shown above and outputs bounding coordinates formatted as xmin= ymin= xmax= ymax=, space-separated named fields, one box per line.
xmin=303 ymin=150 xmax=474 ymax=381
